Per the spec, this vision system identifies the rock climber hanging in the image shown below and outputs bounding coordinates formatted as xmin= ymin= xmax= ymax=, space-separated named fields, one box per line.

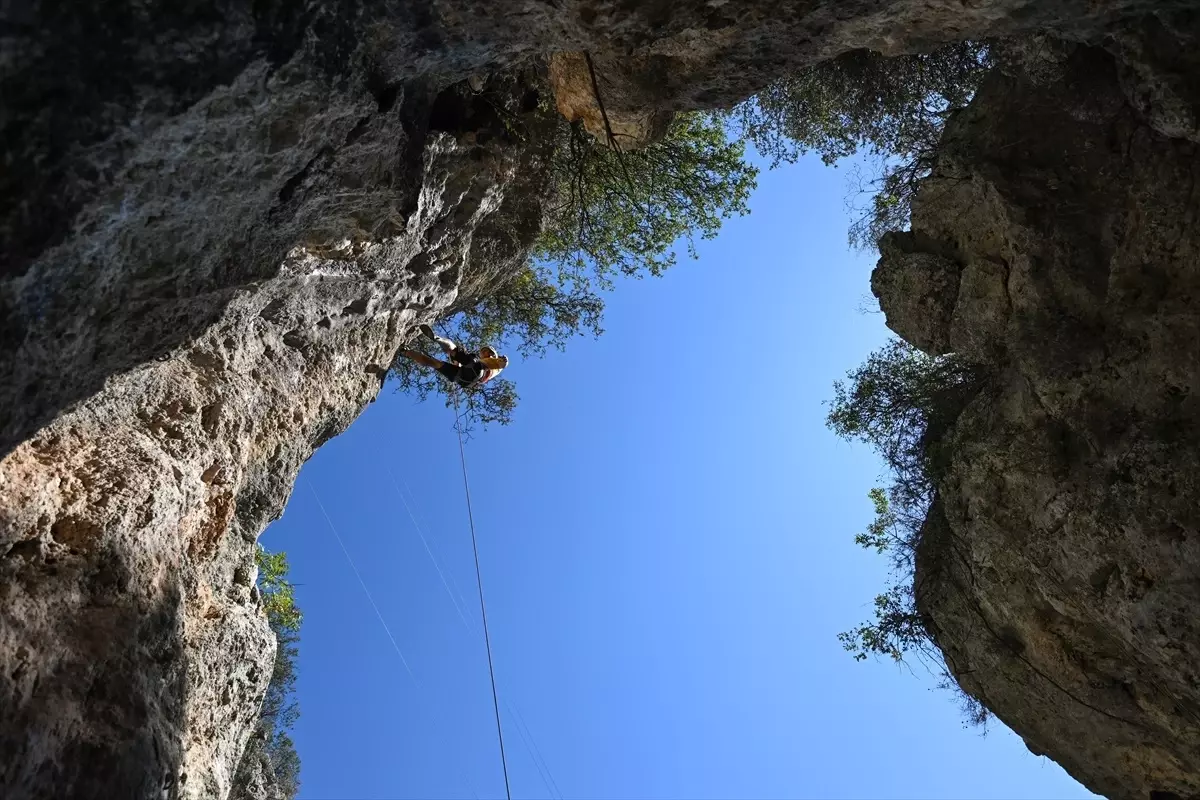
xmin=397 ymin=324 xmax=509 ymax=390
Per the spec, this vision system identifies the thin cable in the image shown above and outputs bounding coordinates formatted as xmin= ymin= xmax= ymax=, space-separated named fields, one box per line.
xmin=452 ymin=391 xmax=513 ymax=800
xmin=399 ymin=474 xmax=476 ymax=618
xmin=309 ymin=478 xmax=482 ymax=800
xmin=511 ymin=701 xmax=564 ymax=800
xmin=386 ymin=465 xmax=474 ymax=629
xmin=505 ymin=698 xmax=562 ymax=800
xmin=308 ymin=480 xmax=416 ymax=680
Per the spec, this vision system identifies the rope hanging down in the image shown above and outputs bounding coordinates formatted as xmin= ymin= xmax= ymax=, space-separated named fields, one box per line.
xmin=452 ymin=390 xmax=513 ymax=800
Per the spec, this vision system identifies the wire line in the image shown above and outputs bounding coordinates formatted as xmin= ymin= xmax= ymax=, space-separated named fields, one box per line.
xmin=308 ymin=480 xmax=415 ymax=680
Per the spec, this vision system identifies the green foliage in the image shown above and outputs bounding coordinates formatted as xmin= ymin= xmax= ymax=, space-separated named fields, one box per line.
xmin=235 ymin=546 xmax=303 ymax=798
xmin=727 ymin=42 xmax=990 ymax=167
xmin=837 ymin=584 xmax=929 ymax=663
xmin=827 ymin=339 xmax=989 ymax=726
xmin=854 ymin=487 xmax=895 ymax=555
xmin=724 ymin=42 xmax=992 ymax=248
xmin=828 ymin=339 xmax=983 ymax=514
xmin=266 ymin=730 xmax=301 ymax=799
xmin=258 ymin=547 xmax=302 ymax=633
xmin=461 ymin=265 xmax=606 ymax=358
xmin=835 ymin=486 xmax=933 ymax=664
xmin=537 ymin=111 xmax=757 ymax=285
xmin=391 ymin=110 xmax=757 ymax=428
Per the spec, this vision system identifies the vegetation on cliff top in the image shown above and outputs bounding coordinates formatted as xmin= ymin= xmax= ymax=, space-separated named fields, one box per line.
xmin=234 ymin=547 xmax=303 ymax=798
xmin=723 ymin=42 xmax=992 ymax=249
xmin=826 ymin=338 xmax=989 ymax=726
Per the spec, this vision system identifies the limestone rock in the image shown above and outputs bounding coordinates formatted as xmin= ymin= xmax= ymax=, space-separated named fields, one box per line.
xmin=877 ymin=36 xmax=1200 ymax=800
xmin=0 ymin=66 xmax=554 ymax=800
xmin=229 ymin=730 xmax=287 ymax=800
xmin=873 ymin=235 xmax=961 ymax=355
xmin=547 ymin=51 xmax=675 ymax=149
xmin=3 ymin=2 xmax=1199 ymax=799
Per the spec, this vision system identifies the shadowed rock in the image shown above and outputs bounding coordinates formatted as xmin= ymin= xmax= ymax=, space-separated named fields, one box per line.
xmin=876 ymin=30 xmax=1200 ymax=800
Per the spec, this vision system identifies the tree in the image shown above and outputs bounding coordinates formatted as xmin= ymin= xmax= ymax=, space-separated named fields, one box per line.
xmin=537 ymin=111 xmax=757 ymax=286
xmin=258 ymin=547 xmax=302 ymax=632
xmin=234 ymin=546 xmax=303 ymax=799
xmin=827 ymin=339 xmax=989 ymax=726
xmin=723 ymin=42 xmax=992 ymax=248
xmin=390 ymin=110 xmax=757 ymax=428
xmin=828 ymin=339 xmax=984 ymax=515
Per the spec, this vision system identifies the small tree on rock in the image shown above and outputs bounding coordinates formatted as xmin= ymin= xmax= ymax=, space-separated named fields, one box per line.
xmin=233 ymin=546 xmax=303 ymax=799
xmin=827 ymin=338 xmax=989 ymax=726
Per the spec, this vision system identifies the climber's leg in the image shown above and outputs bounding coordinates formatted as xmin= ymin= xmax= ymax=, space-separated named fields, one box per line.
xmin=418 ymin=324 xmax=460 ymax=357
xmin=397 ymin=349 xmax=462 ymax=383
xmin=398 ymin=348 xmax=438 ymax=368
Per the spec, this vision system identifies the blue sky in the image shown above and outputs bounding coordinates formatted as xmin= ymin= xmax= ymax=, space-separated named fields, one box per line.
xmin=261 ymin=151 xmax=1097 ymax=800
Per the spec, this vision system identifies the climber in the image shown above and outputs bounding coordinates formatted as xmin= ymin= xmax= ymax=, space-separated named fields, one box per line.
xmin=396 ymin=324 xmax=508 ymax=390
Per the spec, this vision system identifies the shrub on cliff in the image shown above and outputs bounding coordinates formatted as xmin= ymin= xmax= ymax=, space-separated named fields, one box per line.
xmin=725 ymin=42 xmax=992 ymax=249
xmin=390 ymin=110 xmax=757 ymax=428
xmin=828 ymin=339 xmax=984 ymax=519
xmin=826 ymin=339 xmax=989 ymax=725
xmin=234 ymin=546 xmax=303 ymax=799
xmin=536 ymin=110 xmax=757 ymax=283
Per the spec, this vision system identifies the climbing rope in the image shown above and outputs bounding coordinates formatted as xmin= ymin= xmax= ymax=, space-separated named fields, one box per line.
xmin=309 ymin=380 xmax=532 ymax=799
xmin=452 ymin=389 xmax=514 ymax=800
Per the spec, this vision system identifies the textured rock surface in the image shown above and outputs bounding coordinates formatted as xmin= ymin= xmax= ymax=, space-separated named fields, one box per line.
xmin=3 ymin=2 xmax=1200 ymax=799
xmin=875 ymin=31 xmax=1200 ymax=800
xmin=0 ymin=60 xmax=555 ymax=799
xmin=229 ymin=731 xmax=285 ymax=800
xmin=548 ymin=51 xmax=675 ymax=149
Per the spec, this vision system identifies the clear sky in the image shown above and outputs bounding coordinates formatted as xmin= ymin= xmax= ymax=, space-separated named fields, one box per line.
xmin=261 ymin=151 xmax=1098 ymax=800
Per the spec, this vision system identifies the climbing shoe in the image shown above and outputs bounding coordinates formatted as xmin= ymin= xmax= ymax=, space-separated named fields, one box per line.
xmin=418 ymin=323 xmax=436 ymax=340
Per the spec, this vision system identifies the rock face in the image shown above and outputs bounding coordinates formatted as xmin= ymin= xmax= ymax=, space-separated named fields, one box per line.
xmin=547 ymin=51 xmax=675 ymax=149
xmin=874 ymin=28 xmax=1200 ymax=800
xmin=0 ymin=58 xmax=556 ymax=798
xmin=3 ymin=2 xmax=1199 ymax=799
xmin=229 ymin=730 xmax=286 ymax=800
